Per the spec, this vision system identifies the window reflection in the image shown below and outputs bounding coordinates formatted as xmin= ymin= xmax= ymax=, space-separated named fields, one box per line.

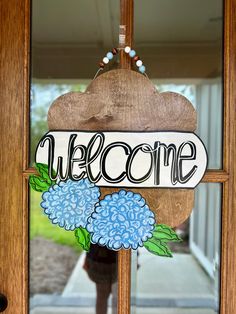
xmin=131 ymin=183 xmax=221 ymax=314
xmin=85 ymin=245 xmax=117 ymax=314
xmin=30 ymin=190 xmax=118 ymax=314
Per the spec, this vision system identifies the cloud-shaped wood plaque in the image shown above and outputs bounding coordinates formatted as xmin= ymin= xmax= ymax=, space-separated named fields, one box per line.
xmin=45 ymin=69 xmax=206 ymax=227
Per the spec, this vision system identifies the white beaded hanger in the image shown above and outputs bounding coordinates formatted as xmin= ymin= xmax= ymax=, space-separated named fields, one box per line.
xmin=94 ymin=46 xmax=146 ymax=79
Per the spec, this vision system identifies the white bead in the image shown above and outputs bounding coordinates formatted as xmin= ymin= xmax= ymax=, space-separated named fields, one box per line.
xmin=136 ymin=60 xmax=143 ymax=67
xmin=103 ymin=57 xmax=109 ymax=64
xmin=124 ymin=46 xmax=131 ymax=53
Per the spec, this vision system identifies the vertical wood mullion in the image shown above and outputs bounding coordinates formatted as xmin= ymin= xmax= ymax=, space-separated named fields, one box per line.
xmin=119 ymin=0 xmax=133 ymax=69
xmin=118 ymin=1 xmax=134 ymax=314
xmin=221 ymin=0 xmax=236 ymax=313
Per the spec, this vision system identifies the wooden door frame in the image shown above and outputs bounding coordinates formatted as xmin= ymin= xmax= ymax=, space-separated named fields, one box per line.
xmin=221 ymin=0 xmax=236 ymax=313
xmin=0 ymin=0 xmax=235 ymax=313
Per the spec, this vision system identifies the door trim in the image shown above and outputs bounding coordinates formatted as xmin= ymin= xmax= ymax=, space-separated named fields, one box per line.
xmin=220 ymin=0 xmax=236 ymax=313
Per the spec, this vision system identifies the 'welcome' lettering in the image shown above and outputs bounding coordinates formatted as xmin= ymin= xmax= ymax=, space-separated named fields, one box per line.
xmin=36 ymin=131 xmax=207 ymax=189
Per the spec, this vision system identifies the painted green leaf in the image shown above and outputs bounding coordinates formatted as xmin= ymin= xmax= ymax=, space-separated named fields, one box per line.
xmin=29 ymin=163 xmax=57 ymax=192
xmin=144 ymin=238 xmax=173 ymax=257
xmin=75 ymin=227 xmax=91 ymax=252
xmin=35 ymin=163 xmax=53 ymax=185
xmin=152 ymin=224 xmax=182 ymax=242
xmin=29 ymin=175 xmax=51 ymax=192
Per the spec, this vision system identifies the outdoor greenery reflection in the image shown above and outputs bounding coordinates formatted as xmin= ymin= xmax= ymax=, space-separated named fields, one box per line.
xmin=30 ymin=83 xmax=87 ymax=163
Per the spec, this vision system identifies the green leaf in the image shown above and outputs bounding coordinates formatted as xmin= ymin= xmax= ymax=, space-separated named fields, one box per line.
xmin=35 ymin=163 xmax=53 ymax=185
xmin=152 ymin=224 xmax=182 ymax=243
xmin=144 ymin=238 xmax=173 ymax=257
xmin=29 ymin=175 xmax=51 ymax=192
xmin=74 ymin=227 xmax=91 ymax=252
xmin=29 ymin=163 xmax=57 ymax=192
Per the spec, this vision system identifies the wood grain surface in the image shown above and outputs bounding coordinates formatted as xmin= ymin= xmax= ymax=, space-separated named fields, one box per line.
xmin=220 ymin=0 xmax=236 ymax=313
xmin=48 ymin=69 xmax=196 ymax=132
xmin=0 ymin=0 xmax=29 ymax=313
xmin=48 ymin=68 xmax=196 ymax=227
xmin=117 ymin=2 xmax=133 ymax=313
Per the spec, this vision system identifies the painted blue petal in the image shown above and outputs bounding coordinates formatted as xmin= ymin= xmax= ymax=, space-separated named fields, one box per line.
xmin=88 ymin=189 xmax=155 ymax=251
xmin=41 ymin=178 xmax=100 ymax=231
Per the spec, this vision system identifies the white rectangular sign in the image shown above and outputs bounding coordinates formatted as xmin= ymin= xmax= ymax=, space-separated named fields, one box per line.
xmin=36 ymin=131 xmax=207 ymax=188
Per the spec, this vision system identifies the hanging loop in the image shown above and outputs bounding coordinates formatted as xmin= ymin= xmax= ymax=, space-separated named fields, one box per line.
xmin=93 ymin=47 xmax=147 ymax=79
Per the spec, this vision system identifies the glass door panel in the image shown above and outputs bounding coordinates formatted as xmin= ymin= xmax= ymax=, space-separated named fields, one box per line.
xmin=29 ymin=1 xmax=223 ymax=314
xmin=131 ymin=183 xmax=221 ymax=314
xmin=30 ymin=1 xmax=119 ymax=313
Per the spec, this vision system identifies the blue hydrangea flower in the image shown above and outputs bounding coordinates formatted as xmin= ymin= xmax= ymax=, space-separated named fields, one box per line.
xmin=41 ymin=178 xmax=100 ymax=231
xmin=86 ymin=190 xmax=155 ymax=250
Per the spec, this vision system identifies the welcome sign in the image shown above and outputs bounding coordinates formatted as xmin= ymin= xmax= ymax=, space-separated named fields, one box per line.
xmin=36 ymin=131 xmax=207 ymax=189
xmin=30 ymin=69 xmax=208 ymax=254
